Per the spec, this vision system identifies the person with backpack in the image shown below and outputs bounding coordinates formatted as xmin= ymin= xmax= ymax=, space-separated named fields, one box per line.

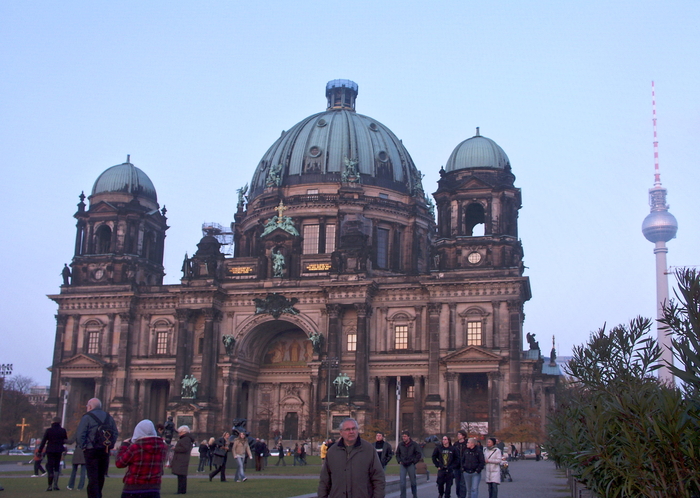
xmin=39 ymin=416 xmax=68 ymax=491
xmin=77 ymin=398 xmax=119 ymax=498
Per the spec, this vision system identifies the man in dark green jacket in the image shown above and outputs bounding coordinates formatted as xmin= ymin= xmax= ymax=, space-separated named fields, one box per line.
xmin=318 ymin=418 xmax=385 ymax=498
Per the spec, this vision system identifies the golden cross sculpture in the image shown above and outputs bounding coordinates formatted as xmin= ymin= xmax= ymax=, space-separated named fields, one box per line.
xmin=274 ymin=200 xmax=287 ymax=223
xmin=16 ymin=417 xmax=29 ymax=442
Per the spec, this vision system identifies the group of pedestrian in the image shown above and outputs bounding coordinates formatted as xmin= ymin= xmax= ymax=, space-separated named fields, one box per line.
xmin=25 ymin=398 xmax=116 ymax=497
xmin=207 ymin=430 xmax=253 ymax=483
xmin=293 ymin=441 xmax=307 ymax=465
xmin=251 ymin=438 xmax=270 ymax=471
xmin=430 ymin=430 xmax=505 ymax=498
xmin=318 ymin=420 xmax=510 ymax=498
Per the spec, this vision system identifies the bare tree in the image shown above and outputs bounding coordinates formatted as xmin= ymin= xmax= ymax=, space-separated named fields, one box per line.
xmin=5 ymin=375 xmax=36 ymax=395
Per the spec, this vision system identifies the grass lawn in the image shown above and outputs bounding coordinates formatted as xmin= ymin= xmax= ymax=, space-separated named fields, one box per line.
xmin=0 ymin=475 xmax=320 ymax=498
xmin=0 ymin=454 xmax=409 ymax=497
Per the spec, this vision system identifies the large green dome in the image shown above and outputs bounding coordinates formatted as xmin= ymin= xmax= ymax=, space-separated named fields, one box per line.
xmin=248 ymin=80 xmax=424 ymax=200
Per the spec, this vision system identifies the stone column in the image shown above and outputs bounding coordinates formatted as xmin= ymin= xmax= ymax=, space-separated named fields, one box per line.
xmin=106 ymin=314 xmax=115 ymax=358
xmin=326 ymin=304 xmax=343 ymax=361
xmin=136 ymin=379 xmax=145 ymax=423
xmin=487 ymin=372 xmax=501 ymax=433
xmin=449 ymin=303 xmax=457 ymax=350
xmin=413 ymin=375 xmax=423 ymax=435
xmin=413 ymin=306 xmax=423 ymax=351
xmin=376 ymin=307 xmax=387 ymax=352
xmin=115 ymin=312 xmax=133 ymax=399
xmin=379 ymin=377 xmax=389 ymax=421
xmin=491 ymin=301 xmax=501 ymax=349
xmin=308 ymin=376 xmax=317 ymax=436
xmin=48 ymin=314 xmax=69 ymax=409
xmin=230 ymin=379 xmax=240 ymax=420
xmin=70 ymin=315 xmax=80 ymax=357
xmin=200 ymin=309 xmax=220 ymax=401
xmin=174 ymin=310 xmax=193 ymax=398
xmin=354 ymin=303 xmax=371 ymax=401
xmin=507 ymin=301 xmax=522 ymax=399
xmin=426 ymin=303 xmax=442 ymax=403
xmin=247 ymin=383 xmax=257 ymax=423
xmin=445 ymin=372 xmax=459 ymax=431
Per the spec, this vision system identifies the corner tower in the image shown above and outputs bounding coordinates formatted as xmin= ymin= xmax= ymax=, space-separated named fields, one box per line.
xmin=433 ymin=128 xmax=530 ymax=406
xmin=70 ymin=157 xmax=169 ymax=286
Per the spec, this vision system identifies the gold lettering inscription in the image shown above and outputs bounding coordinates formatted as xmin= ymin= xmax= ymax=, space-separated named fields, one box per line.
xmin=306 ymin=263 xmax=331 ymax=271
xmin=229 ymin=266 xmax=253 ymax=274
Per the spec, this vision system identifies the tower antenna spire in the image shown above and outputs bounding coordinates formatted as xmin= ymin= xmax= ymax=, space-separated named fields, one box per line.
xmin=642 ymin=80 xmax=678 ymax=385
xmin=652 ymin=81 xmax=661 ymax=186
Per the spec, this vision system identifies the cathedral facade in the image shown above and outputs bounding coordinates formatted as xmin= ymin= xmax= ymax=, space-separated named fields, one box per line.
xmin=47 ymin=80 xmax=558 ymax=440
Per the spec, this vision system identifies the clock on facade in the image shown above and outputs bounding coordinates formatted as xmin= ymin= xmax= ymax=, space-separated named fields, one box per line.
xmin=467 ymin=252 xmax=482 ymax=264
xmin=92 ymin=268 xmax=105 ymax=280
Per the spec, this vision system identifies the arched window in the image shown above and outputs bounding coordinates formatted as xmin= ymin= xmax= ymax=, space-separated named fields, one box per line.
xmin=83 ymin=320 xmax=105 ymax=355
xmin=464 ymin=203 xmax=485 ymax=236
xmin=387 ymin=312 xmax=415 ymax=351
xmin=376 ymin=227 xmax=390 ymax=269
xmin=459 ymin=307 xmax=489 ymax=347
xmin=151 ymin=320 xmax=173 ymax=356
xmin=95 ymin=225 xmax=112 ymax=253
xmin=143 ymin=231 xmax=157 ymax=261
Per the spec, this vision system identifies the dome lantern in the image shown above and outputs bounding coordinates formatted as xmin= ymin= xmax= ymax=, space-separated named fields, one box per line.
xmin=326 ymin=79 xmax=358 ymax=111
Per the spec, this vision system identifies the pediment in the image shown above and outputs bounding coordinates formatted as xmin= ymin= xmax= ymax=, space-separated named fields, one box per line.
xmin=441 ymin=346 xmax=502 ymax=364
xmin=279 ymin=395 xmax=304 ymax=408
xmin=260 ymin=226 xmax=297 ymax=240
xmin=460 ymin=177 xmax=492 ymax=190
xmin=59 ymin=353 xmax=109 ymax=370
xmin=89 ymin=201 xmax=118 ymax=213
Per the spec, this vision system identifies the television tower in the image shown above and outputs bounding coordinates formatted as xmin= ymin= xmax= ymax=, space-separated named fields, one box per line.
xmin=641 ymin=81 xmax=678 ymax=384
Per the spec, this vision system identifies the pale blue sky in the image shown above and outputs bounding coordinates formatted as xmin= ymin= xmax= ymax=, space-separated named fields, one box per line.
xmin=1 ymin=0 xmax=698 ymax=385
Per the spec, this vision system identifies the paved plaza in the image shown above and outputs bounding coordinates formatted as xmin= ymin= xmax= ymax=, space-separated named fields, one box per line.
xmin=384 ymin=460 xmax=569 ymax=498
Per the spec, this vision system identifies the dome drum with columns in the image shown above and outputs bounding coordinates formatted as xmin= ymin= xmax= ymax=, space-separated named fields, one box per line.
xmin=47 ymin=81 xmax=558 ymax=442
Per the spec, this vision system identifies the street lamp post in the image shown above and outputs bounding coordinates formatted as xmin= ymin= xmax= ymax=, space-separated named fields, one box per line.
xmin=321 ymin=357 xmax=338 ymax=440
xmin=0 ymin=363 xmax=12 ymax=427
xmin=61 ymin=380 xmax=70 ymax=425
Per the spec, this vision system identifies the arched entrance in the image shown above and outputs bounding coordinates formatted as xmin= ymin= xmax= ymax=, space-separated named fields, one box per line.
xmin=236 ymin=318 xmax=316 ymax=441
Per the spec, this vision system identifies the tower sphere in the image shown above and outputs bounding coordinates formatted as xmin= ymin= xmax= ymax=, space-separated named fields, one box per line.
xmin=445 ymin=129 xmax=511 ymax=172
xmin=642 ymin=209 xmax=678 ymax=243
xmin=248 ymin=80 xmax=423 ymax=201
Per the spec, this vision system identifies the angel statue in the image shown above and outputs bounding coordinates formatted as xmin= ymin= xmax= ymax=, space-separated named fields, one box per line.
xmin=222 ymin=335 xmax=236 ymax=355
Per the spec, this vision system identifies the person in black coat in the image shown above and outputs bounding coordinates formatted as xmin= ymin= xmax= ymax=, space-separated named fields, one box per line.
xmin=452 ymin=430 xmax=468 ymax=498
xmin=461 ymin=438 xmax=485 ymax=498
xmin=208 ymin=432 xmax=230 ymax=482
xmin=395 ymin=430 xmax=423 ymax=498
xmin=171 ymin=426 xmax=196 ymax=494
xmin=432 ymin=436 xmax=456 ymax=498
xmin=374 ymin=432 xmax=394 ymax=469
xmin=197 ymin=439 xmax=209 ymax=472
xmin=39 ymin=417 xmax=68 ymax=491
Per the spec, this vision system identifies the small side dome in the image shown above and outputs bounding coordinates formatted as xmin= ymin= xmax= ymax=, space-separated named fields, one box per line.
xmin=445 ymin=128 xmax=511 ymax=172
xmin=642 ymin=210 xmax=678 ymax=243
xmin=195 ymin=235 xmax=223 ymax=256
xmin=91 ymin=157 xmax=157 ymax=202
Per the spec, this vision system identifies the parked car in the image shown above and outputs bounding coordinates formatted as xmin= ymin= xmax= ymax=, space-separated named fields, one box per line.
xmin=521 ymin=447 xmax=548 ymax=460
xmin=521 ymin=449 xmax=536 ymax=459
xmin=8 ymin=449 xmax=32 ymax=456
